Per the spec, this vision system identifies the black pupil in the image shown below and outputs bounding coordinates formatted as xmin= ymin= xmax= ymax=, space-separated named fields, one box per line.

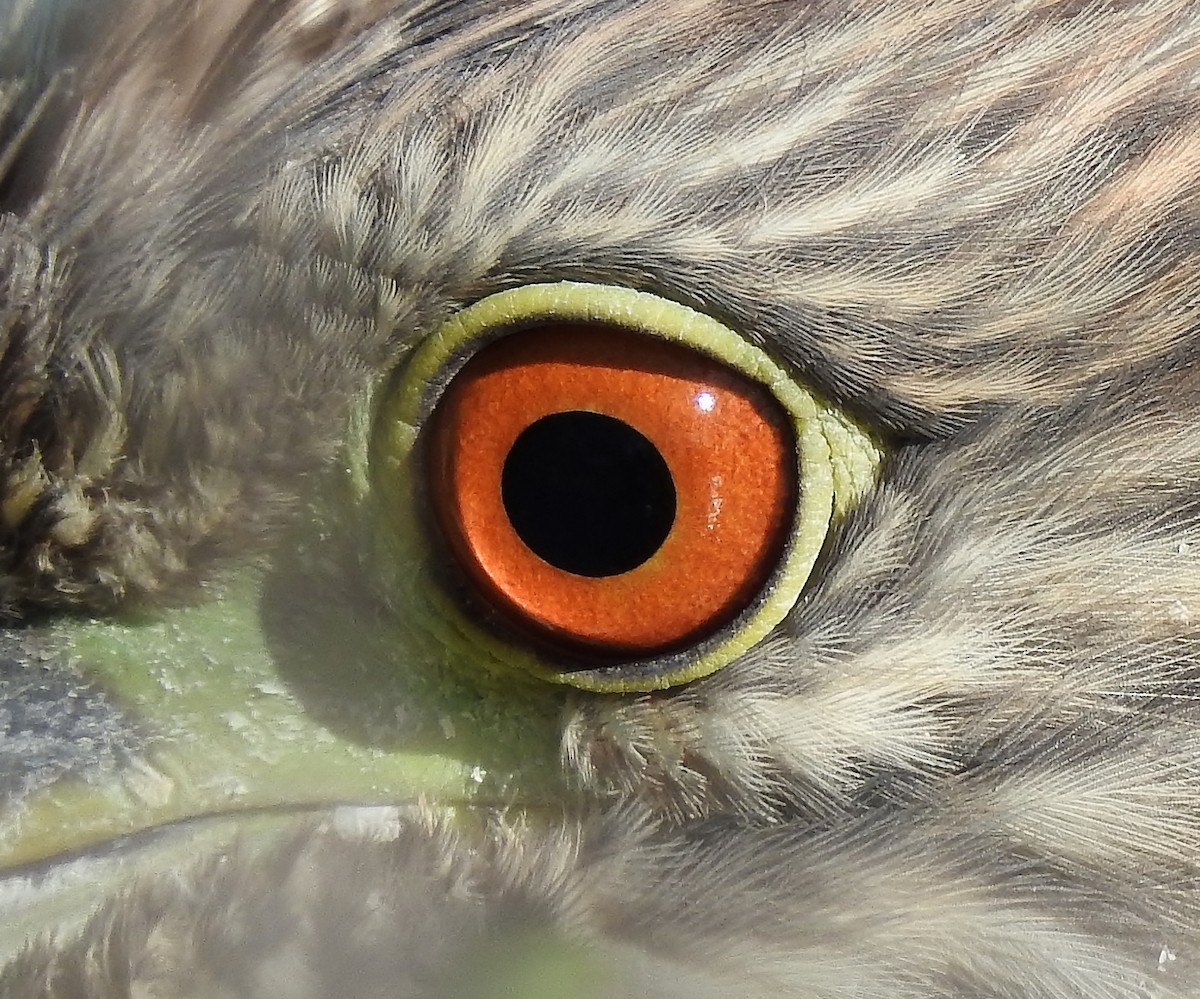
xmin=501 ymin=411 xmax=676 ymax=578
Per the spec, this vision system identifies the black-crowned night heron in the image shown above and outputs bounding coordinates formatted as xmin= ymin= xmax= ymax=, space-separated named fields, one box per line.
xmin=2 ymin=1 xmax=1200 ymax=996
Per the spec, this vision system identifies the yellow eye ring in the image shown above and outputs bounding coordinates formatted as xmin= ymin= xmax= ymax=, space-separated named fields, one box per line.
xmin=361 ymin=282 xmax=881 ymax=693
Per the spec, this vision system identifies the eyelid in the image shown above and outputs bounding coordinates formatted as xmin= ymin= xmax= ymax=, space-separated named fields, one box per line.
xmin=354 ymin=281 xmax=882 ymax=693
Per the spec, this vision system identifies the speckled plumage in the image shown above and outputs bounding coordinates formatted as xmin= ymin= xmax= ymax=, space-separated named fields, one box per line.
xmin=3 ymin=1 xmax=1200 ymax=996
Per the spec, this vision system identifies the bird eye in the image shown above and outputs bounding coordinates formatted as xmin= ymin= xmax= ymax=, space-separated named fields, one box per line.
xmin=367 ymin=283 xmax=881 ymax=692
xmin=426 ymin=323 xmax=796 ymax=656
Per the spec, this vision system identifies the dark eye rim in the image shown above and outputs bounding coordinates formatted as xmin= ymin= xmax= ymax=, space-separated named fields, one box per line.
xmin=364 ymin=281 xmax=877 ymax=693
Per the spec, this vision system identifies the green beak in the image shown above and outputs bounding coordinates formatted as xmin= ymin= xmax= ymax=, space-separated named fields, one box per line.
xmin=0 ymin=551 xmax=567 ymax=963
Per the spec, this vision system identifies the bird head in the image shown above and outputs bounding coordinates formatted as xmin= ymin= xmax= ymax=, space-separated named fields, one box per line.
xmin=3 ymin=2 xmax=1200 ymax=997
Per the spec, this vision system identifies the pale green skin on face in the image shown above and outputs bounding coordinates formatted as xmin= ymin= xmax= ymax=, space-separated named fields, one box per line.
xmin=0 ymin=282 xmax=882 ymax=966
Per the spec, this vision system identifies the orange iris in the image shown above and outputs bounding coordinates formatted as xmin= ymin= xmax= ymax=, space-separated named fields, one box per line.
xmin=426 ymin=324 xmax=796 ymax=659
